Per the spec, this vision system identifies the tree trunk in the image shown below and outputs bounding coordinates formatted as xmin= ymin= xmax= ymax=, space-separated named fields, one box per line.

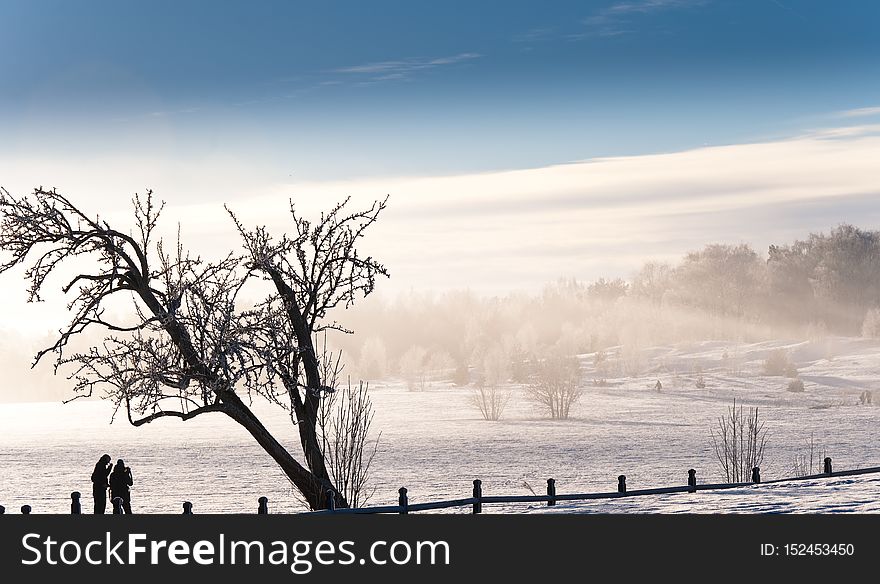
xmin=265 ymin=269 xmax=348 ymax=509
xmin=221 ymin=392 xmax=344 ymax=510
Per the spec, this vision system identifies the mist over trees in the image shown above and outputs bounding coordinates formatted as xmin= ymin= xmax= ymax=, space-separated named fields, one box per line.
xmin=334 ymin=224 xmax=880 ymax=387
xmin=4 ymin=222 xmax=880 ymax=404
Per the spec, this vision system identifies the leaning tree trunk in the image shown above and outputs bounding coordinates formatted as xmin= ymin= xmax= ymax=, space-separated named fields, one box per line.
xmin=266 ymin=269 xmax=348 ymax=510
xmin=220 ymin=391 xmax=334 ymax=510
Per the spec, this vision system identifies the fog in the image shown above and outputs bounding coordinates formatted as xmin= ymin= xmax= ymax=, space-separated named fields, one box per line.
xmin=2 ymin=221 xmax=879 ymax=403
xmin=328 ymin=223 xmax=880 ymax=389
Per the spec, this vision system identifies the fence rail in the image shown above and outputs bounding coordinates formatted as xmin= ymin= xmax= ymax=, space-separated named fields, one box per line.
xmin=2 ymin=457 xmax=878 ymax=515
xmin=304 ymin=458 xmax=880 ymax=516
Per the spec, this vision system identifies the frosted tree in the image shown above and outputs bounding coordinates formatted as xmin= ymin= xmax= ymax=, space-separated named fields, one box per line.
xmin=525 ymin=352 xmax=583 ymax=420
xmin=399 ymin=345 xmax=428 ymax=390
xmin=357 ymin=336 xmax=388 ymax=380
xmin=861 ymin=308 xmax=880 ymax=339
xmin=709 ymin=399 xmax=768 ymax=483
xmin=470 ymin=343 xmax=512 ymax=421
xmin=0 ymin=187 xmax=387 ymax=510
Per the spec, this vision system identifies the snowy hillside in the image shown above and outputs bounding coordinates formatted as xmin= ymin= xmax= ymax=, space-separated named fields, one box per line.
xmin=1 ymin=336 xmax=879 ymax=514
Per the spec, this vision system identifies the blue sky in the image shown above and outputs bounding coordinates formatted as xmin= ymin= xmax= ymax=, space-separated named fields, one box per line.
xmin=1 ymin=0 xmax=880 ymax=324
xmin=2 ymin=0 xmax=879 ymax=180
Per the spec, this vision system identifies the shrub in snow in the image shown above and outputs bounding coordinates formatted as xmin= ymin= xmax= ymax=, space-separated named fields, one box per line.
xmin=399 ymin=346 xmax=428 ymax=391
xmin=693 ymin=364 xmax=706 ymax=388
xmin=787 ymin=378 xmax=805 ymax=392
xmin=594 ymin=350 xmax=610 ymax=378
xmin=763 ymin=348 xmax=794 ymax=376
xmin=710 ymin=399 xmax=768 ymax=483
xmin=469 ymin=384 xmax=512 ymax=421
xmin=862 ymin=308 xmax=880 ymax=339
xmin=525 ymin=354 xmax=583 ymax=420
xmin=790 ymin=433 xmax=826 ymax=477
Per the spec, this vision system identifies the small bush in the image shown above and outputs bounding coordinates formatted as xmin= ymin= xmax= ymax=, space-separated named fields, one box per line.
xmin=399 ymin=346 xmax=429 ymax=390
xmin=790 ymin=433 xmax=826 ymax=477
xmin=710 ymin=399 xmax=768 ymax=483
xmin=452 ymin=361 xmax=470 ymax=386
xmin=593 ymin=350 xmax=609 ymax=378
xmin=763 ymin=348 xmax=794 ymax=376
xmin=469 ymin=384 xmax=511 ymax=421
xmin=787 ymin=378 xmax=805 ymax=392
xmin=525 ymin=354 xmax=583 ymax=419
xmin=862 ymin=308 xmax=880 ymax=339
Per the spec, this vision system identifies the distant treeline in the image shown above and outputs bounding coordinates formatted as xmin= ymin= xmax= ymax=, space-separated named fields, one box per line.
xmin=6 ymin=224 xmax=880 ymax=399
xmin=636 ymin=223 xmax=880 ymax=333
xmin=334 ymin=224 xmax=880 ymax=385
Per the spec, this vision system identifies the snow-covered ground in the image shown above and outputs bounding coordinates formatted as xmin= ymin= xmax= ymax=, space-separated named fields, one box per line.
xmin=506 ymin=474 xmax=880 ymax=514
xmin=0 ymin=337 xmax=878 ymax=513
xmin=559 ymin=473 xmax=879 ymax=513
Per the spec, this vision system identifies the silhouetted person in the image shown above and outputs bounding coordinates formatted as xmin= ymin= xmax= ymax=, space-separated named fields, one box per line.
xmin=654 ymin=379 xmax=662 ymax=392
xmin=90 ymin=454 xmax=112 ymax=514
xmin=109 ymin=459 xmax=134 ymax=514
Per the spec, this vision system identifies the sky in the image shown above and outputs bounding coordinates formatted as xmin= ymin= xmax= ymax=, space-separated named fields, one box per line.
xmin=1 ymin=0 xmax=880 ymax=333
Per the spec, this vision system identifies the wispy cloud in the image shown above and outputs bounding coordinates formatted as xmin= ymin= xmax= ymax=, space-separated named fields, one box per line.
xmin=605 ymin=0 xmax=706 ymax=15
xmin=513 ymin=27 xmax=556 ymax=43
xmin=576 ymin=0 xmax=708 ymax=39
xmin=332 ymin=52 xmax=482 ymax=83
xmin=4 ymin=119 xmax=879 ymax=296
xmin=251 ymin=121 xmax=880 ymax=291
xmin=835 ymin=106 xmax=880 ymax=119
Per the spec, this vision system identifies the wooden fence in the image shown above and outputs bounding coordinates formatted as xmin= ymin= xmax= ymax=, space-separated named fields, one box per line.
xmin=3 ymin=457 xmax=878 ymax=515
xmin=307 ymin=458 xmax=880 ymax=515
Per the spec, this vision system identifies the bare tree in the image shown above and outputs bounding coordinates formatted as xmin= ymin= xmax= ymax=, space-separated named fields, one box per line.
xmin=398 ymin=345 xmax=428 ymax=391
xmin=309 ymin=335 xmax=381 ymax=509
xmin=469 ymin=383 xmax=511 ymax=421
xmin=790 ymin=433 xmax=826 ymax=477
xmin=0 ymin=187 xmax=388 ymax=510
xmin=524 ymin=353 xmax=583 ymax=420
xmin=469 ymin=343 xmax=512 ymax=421
xmin=227 ymin=195 xmax=388 ymax=509
xmin=356 ymin=336 xmax=388 ymax=380
xmin=709 ymin=399 xmax=768 ymax=483
xmin=316 ymin=381 xmax=380 ymax=507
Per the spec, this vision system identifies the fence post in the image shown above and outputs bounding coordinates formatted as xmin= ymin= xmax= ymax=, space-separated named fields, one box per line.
xmin=21 ymin=505 xmax=32 ymax=515
xmin=70 ymin=491 xmax=82 ymax=515
xmin=398 ymin=487 xmax=408 ymax=515
xmin=258 ymin=496 xmax=269 ymax=514
xmin=824 ymin=457 xmax=832 ymax=475
xmin=546 ymin=478 xmax=556 ymax=507
xmin=111 ymin=498 xmax=123 ymax=514
xmin=617 ymin=475 xmax=627 ymax=494
xmin=687 ymin=469 xmax=697 ymax=493
xmin=182 ymin=501 xmax=193 ymax=514
xmin=326 ymin=489 xmax=337 ymax=512
xmin=751 ymin=467 xmax=761 ymax=484
xmin=0 ymin=505 xmax=4 ymax=514
xmin=472 ymin=480 xmax=482 ymax=514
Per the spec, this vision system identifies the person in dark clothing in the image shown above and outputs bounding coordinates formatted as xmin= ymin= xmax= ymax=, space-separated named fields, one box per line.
xmin=91 ymin=454 xmax=113 ymax=514
xmin=109 ymin=459 xmax=134 ymax=514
